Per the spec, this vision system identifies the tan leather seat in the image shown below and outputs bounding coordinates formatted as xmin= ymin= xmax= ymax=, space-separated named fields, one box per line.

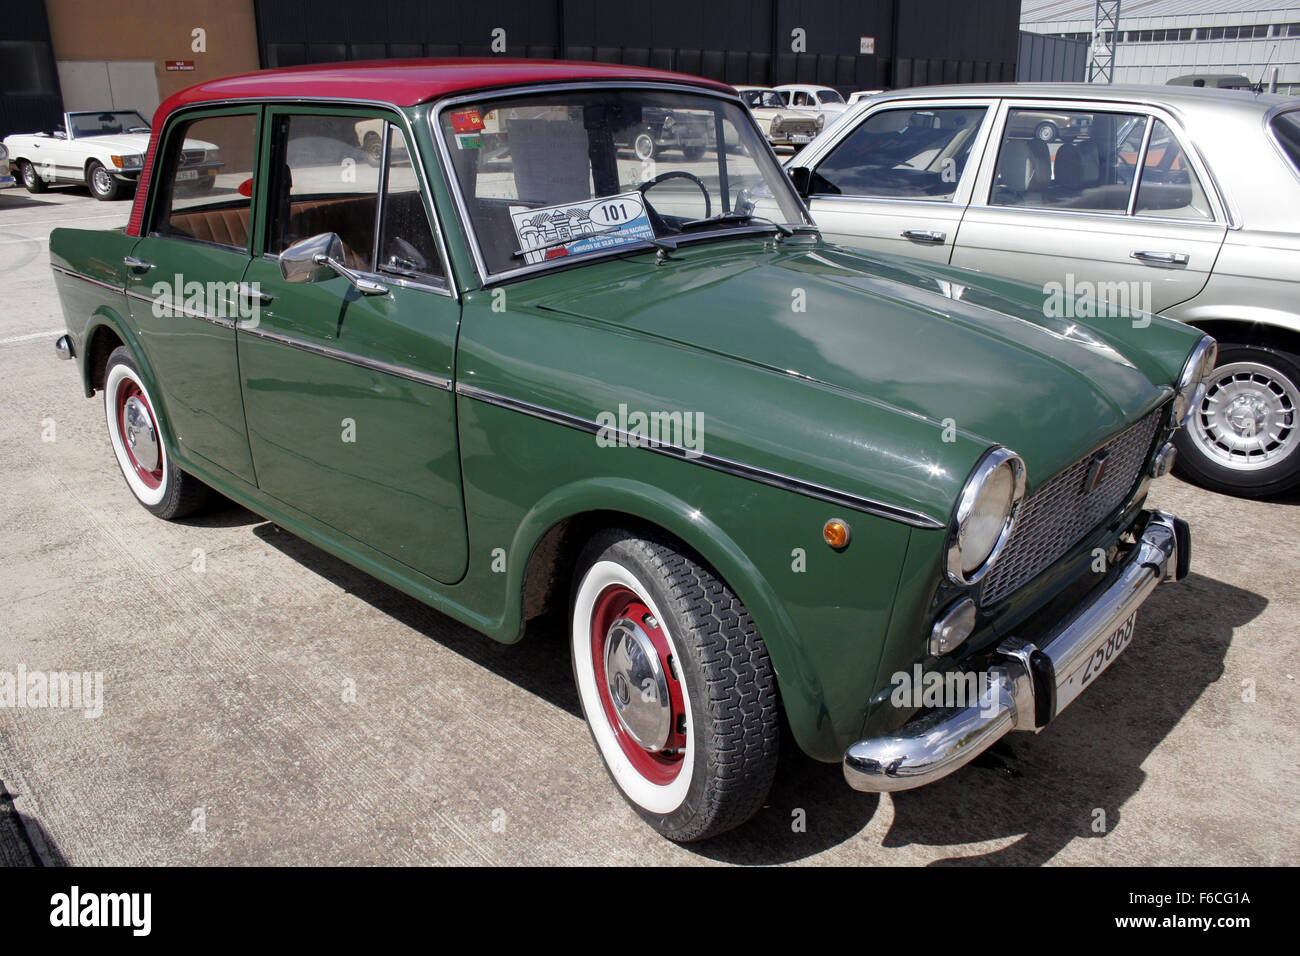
xmin=165 ymin=196 xmax=374 ymax=267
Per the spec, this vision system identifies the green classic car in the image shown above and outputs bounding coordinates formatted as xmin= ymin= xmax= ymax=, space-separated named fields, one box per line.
xmin=49 ymin=60 xmax=1214 ymax=842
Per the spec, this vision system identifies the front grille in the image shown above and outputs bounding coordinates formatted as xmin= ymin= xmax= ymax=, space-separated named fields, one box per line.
xmin=978 ymin=408 xmax=1163 ymax=606
xmin=181 ymin=149 xmax=204 ymax=166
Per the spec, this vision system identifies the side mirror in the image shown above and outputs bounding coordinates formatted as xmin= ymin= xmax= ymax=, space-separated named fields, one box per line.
xmin=787 ymin=166 xmax=813 ymax=199
xmin=279 ymin=232 xmax=388 ymax=296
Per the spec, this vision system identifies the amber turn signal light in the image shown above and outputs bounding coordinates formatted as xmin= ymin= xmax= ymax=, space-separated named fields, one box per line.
xmin=823 ymin=518 xmax=851 ymax=550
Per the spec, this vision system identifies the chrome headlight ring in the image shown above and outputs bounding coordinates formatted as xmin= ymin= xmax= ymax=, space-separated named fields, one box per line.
xmin=945 ymin=446 xmax=1027 ymax=587
xmin=1171 ymin=334 xmax=1218 ymax=428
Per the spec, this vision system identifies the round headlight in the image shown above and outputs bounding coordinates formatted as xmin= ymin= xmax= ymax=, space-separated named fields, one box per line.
xmin=771 ymin=114 xmax=784 ymax=131
xmin=1171 ymin=335 xmax=1217 ymax=427
xmin=816 ymin=113 xmax=825 ymax=128
xmin=0 ymin=144 xmax=8 ymax=160
xmin=946 ymin=447 xmax=1026 ymax=586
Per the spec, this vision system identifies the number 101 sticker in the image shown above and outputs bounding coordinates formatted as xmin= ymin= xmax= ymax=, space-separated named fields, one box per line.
xmin=510 ymin=191 xmax=656 ymax=265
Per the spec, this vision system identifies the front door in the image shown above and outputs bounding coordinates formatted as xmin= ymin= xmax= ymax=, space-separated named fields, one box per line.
xmin=237 ymin=107 xmax=467 ymax=584
xmin=793 ymin=100 xmax=996 ymax=262
xmin=123 ymin=107 xmax=260 ymax=484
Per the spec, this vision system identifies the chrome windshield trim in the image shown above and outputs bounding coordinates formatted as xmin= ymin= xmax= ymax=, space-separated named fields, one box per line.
xmin=455 ymin=382 xmax=944 ymax=529
xmin=428 ymin=80 xmax=813 ymax=287
xmin=238 ymin=325 xmax=452 ymax=390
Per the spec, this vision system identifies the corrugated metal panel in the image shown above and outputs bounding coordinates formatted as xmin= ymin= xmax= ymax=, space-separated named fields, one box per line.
xmin=1017 ymin=30 xmax=1088 ymax=80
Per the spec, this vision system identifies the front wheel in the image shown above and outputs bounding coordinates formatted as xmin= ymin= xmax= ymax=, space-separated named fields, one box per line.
xmin=103 ymin=347 xmax=211 ymax=519
xmin=87 ymin=161 xmax=122 ymax=201
xmin=633 ymin=131 xmax=657 ymax=162
xmin=571 ymin=530 xmax=780 ymax=842
xmin=1174 ymin=340 xmax=1300 ymax=497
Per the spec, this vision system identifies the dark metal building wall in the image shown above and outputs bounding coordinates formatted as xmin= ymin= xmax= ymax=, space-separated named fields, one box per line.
xmin=0 ymin=0 xmax=63 ymax=139
xmin=1016 ymin=30 xmax=1087 ymax=83
xmin=253 ymin=0 xmax=1020 ymax=93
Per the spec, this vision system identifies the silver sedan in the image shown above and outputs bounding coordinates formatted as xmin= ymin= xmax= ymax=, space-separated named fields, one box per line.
xmin=788 ymin=83 xmax=1300 ymax=498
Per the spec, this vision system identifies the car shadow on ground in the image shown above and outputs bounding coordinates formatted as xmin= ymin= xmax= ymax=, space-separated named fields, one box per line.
xmin=248 ymin=513 xmax=1263 ymax=865
xmin=0 ymin=781 xmax=67 ymax=866
xmin=0 ymin=191 xmax=58 ymax=211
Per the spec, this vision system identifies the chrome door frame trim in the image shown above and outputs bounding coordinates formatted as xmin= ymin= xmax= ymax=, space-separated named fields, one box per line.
xmin=148 ymin=96 xmax=458 ymax=299
xmin=454 ymin=382 xmax=944 ymax=530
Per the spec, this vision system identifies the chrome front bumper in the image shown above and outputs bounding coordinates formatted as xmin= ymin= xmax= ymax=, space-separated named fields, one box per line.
xmin=843 ymin=510 xmax=1189 ymax=793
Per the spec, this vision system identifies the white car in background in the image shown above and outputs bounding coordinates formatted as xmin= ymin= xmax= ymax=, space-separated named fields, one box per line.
xmin=847 ymin=89 xmax=885 ymax=105
xmin=735 ymin=86 xmax=823 ymax=148
xmin=3 ymin=110 xmax=220 ymax=201
xmin=0 ymin=143 xmax=13 ymax=188
xmin=774 ymin=84 xmax=849 ymax=121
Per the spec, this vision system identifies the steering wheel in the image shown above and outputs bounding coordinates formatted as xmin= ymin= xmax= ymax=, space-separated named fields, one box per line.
xmin=637 ymin=170 xmax=711 ymax=223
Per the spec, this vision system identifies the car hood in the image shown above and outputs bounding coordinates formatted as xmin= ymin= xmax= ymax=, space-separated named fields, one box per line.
xmin=71 ymin=133 xmax=153 ymax=153
xmin=531 ymin=239 xmax=1183 ymax=493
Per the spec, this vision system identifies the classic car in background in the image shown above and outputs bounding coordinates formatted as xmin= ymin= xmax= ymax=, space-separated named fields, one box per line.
xmin=848 ymin=89 xmax=885 ymax=105
xmin=774 ymin=83 xmax=849 ymax=121
xmin=0 ymin=142 xmax=13 ymax=189
xmin=49 ymin=61 xmax=1208 ymax=841
xmin=3 ymin=110 xmax=221 ymax=201
xmin=735 ymin=85 xmax=823 ymax=147
xmin=788 ymin=83 xmax=1300 ymax=497
xmin=613 ymin=106 xmax=714 ymax=161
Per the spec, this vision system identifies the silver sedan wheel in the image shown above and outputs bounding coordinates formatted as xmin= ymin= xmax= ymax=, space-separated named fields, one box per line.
xmin=1188 ymin=360 xmax=1300 ymax=471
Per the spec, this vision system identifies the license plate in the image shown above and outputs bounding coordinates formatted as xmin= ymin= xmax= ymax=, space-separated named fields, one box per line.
xmin=791 ymin=134 xmax=810 ymax=144
xmin=1071 ymin=612 xmax=1137 ymax=694
xmin=176 ymin=169 xmax=198 ymax=181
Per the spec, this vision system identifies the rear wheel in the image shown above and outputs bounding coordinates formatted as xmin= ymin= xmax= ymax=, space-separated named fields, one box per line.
xmin=20 ymin=160 xmax=47 ymax=193
xmin=1174 ymin=340 xmax=1300 ymax=497
xmin=103 ymin=347 xmax=210 ymax=519
xmin=681 ymin=145 xmax=706 ymax=162
xmin=570 ymin=530 xmax=780 ymax=842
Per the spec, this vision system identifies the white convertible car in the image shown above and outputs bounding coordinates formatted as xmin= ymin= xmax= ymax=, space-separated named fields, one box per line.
xmin=3 ymin=110 xmax=220 ymax=201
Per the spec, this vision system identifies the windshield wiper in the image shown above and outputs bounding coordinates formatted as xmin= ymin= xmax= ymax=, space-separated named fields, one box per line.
xmin=678 ymin=213 xmax=817 ymax=238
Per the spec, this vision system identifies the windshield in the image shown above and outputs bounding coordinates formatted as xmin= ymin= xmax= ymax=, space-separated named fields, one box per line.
xmin=438 ymin=87 xmax=811 ymax=277
xmin=68 ymin=111 xmax=151 ymax=138
xmin=741 ymin=89 xmax=784 ymax=109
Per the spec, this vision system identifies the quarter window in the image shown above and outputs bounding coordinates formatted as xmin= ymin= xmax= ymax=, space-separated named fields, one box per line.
xmin=810 ymin=106 xmax=988 ymax=201
xmin=377 ymin=123 xmax=444 ymax=281
xmin=1133 ymin=119 xmax=1213 ymax=220
xmin=154 ymin=113 xmax=258 ymax=251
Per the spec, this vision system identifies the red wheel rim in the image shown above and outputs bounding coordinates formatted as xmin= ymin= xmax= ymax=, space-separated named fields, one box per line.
xmin=116 ymin=378 xmax=163 ymax=490
xmin=589 ymin=584 xmax=687 ymax=785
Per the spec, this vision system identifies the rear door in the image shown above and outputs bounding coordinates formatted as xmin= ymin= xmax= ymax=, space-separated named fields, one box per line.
xmin=123 ymin=106 xmax=261 ymax=483
xmin=951 ymin=100 xmax=1228 ymax=316
xmin=791 ymin=98 xmax=997 ymax=262
xmin=237 ymin=106 xmax=467 ymax=584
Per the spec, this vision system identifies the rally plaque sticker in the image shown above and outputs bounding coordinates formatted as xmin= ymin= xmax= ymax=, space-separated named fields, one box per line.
xmin=510 ymin=191 xmax=655 ymax=265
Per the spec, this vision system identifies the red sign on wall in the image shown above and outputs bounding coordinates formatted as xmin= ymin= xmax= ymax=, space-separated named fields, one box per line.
xmin=165 ymin=60 xmax=196 ymax=71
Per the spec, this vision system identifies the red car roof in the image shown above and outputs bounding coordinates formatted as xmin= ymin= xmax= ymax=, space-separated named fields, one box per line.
xmin=157 ymin=58 xmax=735 ymax=116
xmin=128 ymin=58 xmax=734 ymax=237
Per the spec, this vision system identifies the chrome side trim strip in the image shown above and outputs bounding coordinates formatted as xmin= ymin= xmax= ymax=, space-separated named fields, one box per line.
xmin=123 ymin=287 xmax=236 ymax=328
xmin=455 ymin=383 xmax=944 ymax=529
xmin=50 ymin=264 xmax=122 ymax=294
xmin=239 ymin=325 xmax=452 ymax=391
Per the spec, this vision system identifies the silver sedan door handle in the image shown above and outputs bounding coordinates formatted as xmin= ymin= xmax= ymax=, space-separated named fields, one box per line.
xmin=901 ymin=229 xmax=947 ymax=244
xmin=1131 ymin=250 xmax=1189 ymax=266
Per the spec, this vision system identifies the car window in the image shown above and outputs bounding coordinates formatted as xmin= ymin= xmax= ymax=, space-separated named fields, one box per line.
xmin=377 ymin=123 xmax=444 ymax=282
xmin=267 ymin=113 xmax=382 ymax=270
xmin=817 ymin=90 xmax=845 ymax=104
xmin=69 ymin=110 xmax=150 ymax=138
xmin=990 ymin=108 xmax=1146 ymax=215
xmin=1133 ymin=119 xmax=1213 ymax=220
xmin=153 ymin=113 xmax=257 ymax=251
xmin=1271 ymin=111 xmax=1300 ymax=174
xmin=810 ymin=106 xmax=988 ymax=201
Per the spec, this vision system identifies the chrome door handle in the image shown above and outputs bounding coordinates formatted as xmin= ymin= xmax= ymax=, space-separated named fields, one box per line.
xmin=1131 ymin=250 xmax=1189 ymax=266
xmin=901 ymin=229 xmax=947 ymax=244
xmin=237 ymin=282 xmax=274 ymax=305
xmin=123 ymin=256 xmax=153 ymax=273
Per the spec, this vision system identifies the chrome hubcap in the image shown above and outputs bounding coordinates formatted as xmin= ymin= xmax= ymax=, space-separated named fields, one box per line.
xmin=1190 ymin=360 xmax=1298 ymax=470
xmin=603 ymin=616 xmax=672 ymax=751
xmin=123 ymin=396 xmax=159 ymax=471
xmin=94 ymin=167 xmax=111 ymax=192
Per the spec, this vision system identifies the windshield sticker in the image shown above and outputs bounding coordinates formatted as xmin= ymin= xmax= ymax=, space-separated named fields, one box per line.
xmin=455 ymin=132 xmax=482 ymax=150
xmin=510 ymin=192 xmax=656 ymax=265
xmin=448 ymin=108 xmax=486 ymax=133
